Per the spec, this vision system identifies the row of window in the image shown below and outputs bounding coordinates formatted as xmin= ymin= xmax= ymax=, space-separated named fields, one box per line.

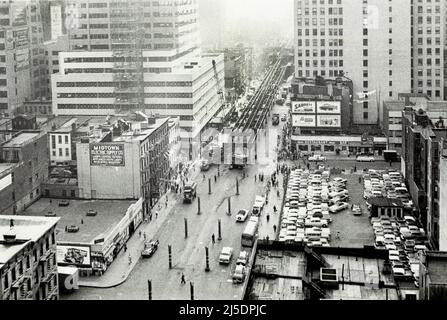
xmin=296 ymin=60 xmax=343 ymax=67
xmin=298 ymin=38 xmax=343 ymax=47
xmin=57 ymin=92 xmax=193 ymax=99
xmin=297 ymin=49 xmax=343 ymax=57
xmin=297 ymin=17 xmax=343 ymax=26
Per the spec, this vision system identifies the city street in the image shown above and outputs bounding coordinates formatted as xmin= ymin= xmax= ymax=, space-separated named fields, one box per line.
xmin=61 ymin=104 xmax=289 ymax=300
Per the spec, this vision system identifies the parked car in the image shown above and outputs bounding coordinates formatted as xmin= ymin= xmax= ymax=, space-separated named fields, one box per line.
xmin=66 ymin=225 xmax=79 ymax=233
xmin=219 ymin=247 xmax=233 ymax=264
xmin=236 ymin=251 xmax=249 ymax=266
xmin=232 ymin=264 xmax=247 ymax=284
xmin=329 ymin=202 xmax=349 ymax=213
xmin=235 ymin=209 xmax=249 ymax=222
xmin=86 ymin=209 xmax=97 ymax=216
xmin=304 ymin=218 xmax=328 ymax=228
xmin=59 ymin=200 xmax=69 ymax=207
xmin=309 ymin=155 xmax=326 ymax=162
xmin=356 ymin=155 xmax=375 ymax=162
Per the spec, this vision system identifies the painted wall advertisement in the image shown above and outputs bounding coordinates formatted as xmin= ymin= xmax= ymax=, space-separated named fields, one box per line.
xmin=57 ymin=245 xmax=91 ymax=267
xmin=317 ymin=101 xmax=341 ymax=114
xmin=292 ymin=101 xmax=315 ymax=114
xmin=292 ymin=115 xmax=316 ymax=127
xmin=90 ymin=143 xmax=125 ymax=166
xmin=317 ymin=115 xmax=341 ymax=128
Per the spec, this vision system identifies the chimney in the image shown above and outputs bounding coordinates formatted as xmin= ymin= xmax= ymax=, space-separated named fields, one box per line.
xmin=71 ymin=123 xmax=76 ymax=132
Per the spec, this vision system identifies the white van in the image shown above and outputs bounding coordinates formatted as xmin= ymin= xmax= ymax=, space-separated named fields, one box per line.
xmin=375 ymin=236 xmax=385 ymax=248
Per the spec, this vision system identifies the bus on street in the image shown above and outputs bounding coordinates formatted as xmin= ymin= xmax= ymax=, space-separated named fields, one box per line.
xmin=241 ymin=216 xmax=259 ymax=247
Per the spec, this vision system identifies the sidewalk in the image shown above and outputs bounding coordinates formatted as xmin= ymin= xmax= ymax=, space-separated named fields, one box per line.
xmin=78 ymin=166 xmax=201 ymax=288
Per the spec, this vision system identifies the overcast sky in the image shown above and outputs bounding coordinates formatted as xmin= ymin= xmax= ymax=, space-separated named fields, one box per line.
xmin=199 ymin=0 xmax=294 ymax=49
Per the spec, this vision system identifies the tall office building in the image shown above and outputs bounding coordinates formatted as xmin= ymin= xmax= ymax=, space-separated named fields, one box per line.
xmin=411 ymin=0 xmax=445 ymax=101
xmin=294 ymin=0 xmax=411 ymax=125
xmin=0 ymin=0 xmax=47 ymax=115
xmin=51 ymin=0 xmax=225 ymax=143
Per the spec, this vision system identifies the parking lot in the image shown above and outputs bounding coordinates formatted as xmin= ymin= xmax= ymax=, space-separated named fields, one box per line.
xmin=329 ymin=171 xmax=375 ymax=248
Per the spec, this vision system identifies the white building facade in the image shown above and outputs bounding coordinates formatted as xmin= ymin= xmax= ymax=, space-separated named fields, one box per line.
xmin=294 ymin=0 xmax=411 ymax=124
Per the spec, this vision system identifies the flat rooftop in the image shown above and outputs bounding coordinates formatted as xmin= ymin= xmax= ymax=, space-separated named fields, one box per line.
xmin=0 ymin=215 xmax=59 ymax=266
xmin=248 ymin=246 xmax=399 ymax=300
xmin=0 ymin=163 xmax=16 ymax=176
xmin=2 ymin=132 xmax=40 ymax=147
xmin=23 ymin=198 xmax=136 ymax=244
xmin=113 ymin=118 xmax=168 ymax=143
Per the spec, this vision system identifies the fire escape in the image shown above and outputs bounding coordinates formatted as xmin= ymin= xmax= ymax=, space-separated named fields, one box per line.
xmin=110 ymin=0 xmax=145 ymax=114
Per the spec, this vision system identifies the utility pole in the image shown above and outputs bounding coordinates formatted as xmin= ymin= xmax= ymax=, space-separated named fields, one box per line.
xmin=218 ymin=219 xmax=222 ymax=240
xmin=236 ymin=178 xmax=239 ymax=195
xmin=190 ymin=282 xmax=194 ymax=300
xmin=148 ymin=280 xmax=152 ymax=300
xmin=205 ymin=247 xmax=210 ymax=272
xmin=208 ymin=178 xmax=212 ymax=194
xmin=197 ymin=197 xmax=201 ymax=214
xmin=168 ymin=245 xmax=172 ymax=269
xmin=184 ymin=218 xmax=188 ymax=238
xmin=227 ymin=197 xmax=231 ymax=215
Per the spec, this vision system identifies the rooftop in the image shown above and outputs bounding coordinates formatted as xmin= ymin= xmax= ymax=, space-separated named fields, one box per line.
xmin=2 ymin=132 xmax=40 ymax=148
xmin=367 ymin=197 xmax=404 ymax=208
xmin=0 ymin=215 xmax=59 ymax=265
xmin=425 ymin=251 xmax=447 ymax=284
xmin=23 ymin=198 xmax=136 ymax=244
xmin=113 ymin=118 xmax=169 ymax=143
xmin=247 ymin=244 xmax=399 ymax=300
xmin=0 ymin=163 xmax=16 ymax=176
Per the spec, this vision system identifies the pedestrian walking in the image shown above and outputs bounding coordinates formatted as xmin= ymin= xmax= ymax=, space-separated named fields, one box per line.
xmin=155 ymin=211 xmax=158 ymax=219
xmin=214 ymin=175 xmax=217 ymax=182
xmin=211 ymin=234 xmax=215 ymax=244
xmin=65 ymin=225 xmax=68 ymax=232
xmin=255 ymin=175 xmax=257 ymax=182
xmin=128 ymin=254 xmax=132 ymax=265
xmin=181 ymin=273 xmax=186 ymax=285
xmin=143 ymin=232 xmax=147 ymax=241
xmin=81 ymin=219 xmax=84 ymax=224
xmin=273 ymin=205 xmax=277 ymax=213
xmin=266 ymin=214 xmax=270 ymax=222
xmin=203 ymin=174 xmax=205 ymax=181
xmin=124 ymin=244 xmax=127 ymax=252
xmin=139 ymin=230 xmax=142 ymax=238
xmin=273 ymin=224 xmax=277 ymax=233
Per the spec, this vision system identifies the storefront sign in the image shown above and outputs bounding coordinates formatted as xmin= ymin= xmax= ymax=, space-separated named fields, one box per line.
xmin=317 ymin=115 xmax=341 ymax=128
xmin=90 ymin=143 xmax=125 ymax=166
xmin=57 ymin=245 xmax=91 ymax=267
xmin=292 ymin=115 xmax=316 ymax=127
xmin=317 ymin=101 xmax=341 ymax=114
xmin=291 ymin=101 xmax=316 ymax=114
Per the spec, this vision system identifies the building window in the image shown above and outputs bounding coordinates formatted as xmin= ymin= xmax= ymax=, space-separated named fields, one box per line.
xmin=363 ymin=112 xmax=369 ymax=120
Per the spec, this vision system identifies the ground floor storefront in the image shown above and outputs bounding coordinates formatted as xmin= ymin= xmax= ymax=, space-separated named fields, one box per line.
xmin=291 ymin=135 xmax=387 ymax=156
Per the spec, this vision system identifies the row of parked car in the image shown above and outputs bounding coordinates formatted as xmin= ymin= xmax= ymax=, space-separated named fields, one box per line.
xmin=218 ymin=248 xmax=250 ymax=284
xmin=278 ymin=168 xmax=350 ymax=247
xmin=372 ymin=215 xmax=428 ymax=280
xmin=363 ymin=169 xmax=413 ymax=209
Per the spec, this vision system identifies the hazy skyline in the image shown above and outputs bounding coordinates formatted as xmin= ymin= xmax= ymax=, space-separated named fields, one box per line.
xmin=199 ymin=0 xmax=294 ymax=49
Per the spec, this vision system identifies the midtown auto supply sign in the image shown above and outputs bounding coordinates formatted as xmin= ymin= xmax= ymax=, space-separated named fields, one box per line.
xmin=90 ymin=144 xmax=125 ymax=166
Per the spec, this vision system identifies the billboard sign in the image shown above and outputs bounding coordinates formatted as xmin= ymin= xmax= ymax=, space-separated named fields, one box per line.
xmin=317 ymin=101 xmax=341 ymax=114
xmin=57 ymin=245 xmax=91 ymax=267
xmin=292 ymin=115 xmax=316 ymax=127
xmin=292 ymin=101 xmax=315 ymax=114
xmin=317 ymin=115 xmax=341 ymax=128
xmin=90 ymin=144 xmax=125 ymax=166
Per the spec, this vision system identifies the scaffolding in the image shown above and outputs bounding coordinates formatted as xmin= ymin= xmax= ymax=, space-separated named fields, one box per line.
xmin=109 ymin=0 xmax=145 ymax=114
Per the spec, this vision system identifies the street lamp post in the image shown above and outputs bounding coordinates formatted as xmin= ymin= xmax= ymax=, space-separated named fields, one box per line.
xmin=217 ymin=219 xmax=222 ymax=240
xmin=208 ymin=178 xmax=212 ymax=194
xmin=205 ymin=247 xmax=210 ymax=272
xmin=197 ymin=197 xmax=201 ymax=214
xmin=236 ymin=178 xmax=239 ymax=195
xmin=227 ymin=197 xmax=231 ymax=215
xmin=148 ymin=280 xmax=152 ymax=300
xmin=184 ymin=218 xmax=188 ymax=238
xmin=168 ymin=245 xmax=172 ymax=269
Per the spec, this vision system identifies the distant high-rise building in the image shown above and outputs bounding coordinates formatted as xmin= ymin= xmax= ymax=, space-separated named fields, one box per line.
xmin=411 ymin=0 xmax=446 ymax=101
xmin=0 ymin=0 xmax=48 ymax=115
xmin=51 ymin=0 xmax=225 ymax=145
xmin=294 ymin=0 xmax=412 ymax=125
